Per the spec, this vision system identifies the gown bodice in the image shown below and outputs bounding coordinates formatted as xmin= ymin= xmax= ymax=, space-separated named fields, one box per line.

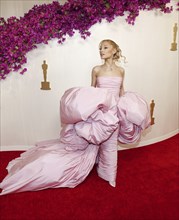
xmin=96 ymin=76 xmax=122 ymax=97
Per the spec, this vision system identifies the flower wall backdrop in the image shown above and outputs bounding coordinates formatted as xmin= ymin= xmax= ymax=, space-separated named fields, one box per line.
xmin=0 ymin=0 xmax=174 ymax=80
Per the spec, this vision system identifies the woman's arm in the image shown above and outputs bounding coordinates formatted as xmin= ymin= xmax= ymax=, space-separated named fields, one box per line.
xmin=91 ymin=66 xmax=98 ymax=87
xmin=119 ymin=68 xmax=125 ymax=96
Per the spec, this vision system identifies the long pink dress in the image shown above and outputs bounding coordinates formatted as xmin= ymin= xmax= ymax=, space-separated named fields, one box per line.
xmin=0 ymin=76 xmax=150 ymax=195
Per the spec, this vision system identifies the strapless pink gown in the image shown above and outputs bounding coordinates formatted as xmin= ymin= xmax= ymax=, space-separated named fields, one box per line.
xmin=0 ymin=77 xmax=150 ymax=195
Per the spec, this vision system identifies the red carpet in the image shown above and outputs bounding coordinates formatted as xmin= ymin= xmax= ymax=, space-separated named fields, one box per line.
xmin=0 ymin=134 xmax=178 ymax=220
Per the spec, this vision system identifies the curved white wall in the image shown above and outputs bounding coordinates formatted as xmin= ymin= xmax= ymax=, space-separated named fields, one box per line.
xmin=0 ymin=0 xmax=178 ymax=150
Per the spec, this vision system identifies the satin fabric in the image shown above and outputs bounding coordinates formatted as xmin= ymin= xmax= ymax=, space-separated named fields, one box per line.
xmin=0 ymin=76 xmax=150 ymax=195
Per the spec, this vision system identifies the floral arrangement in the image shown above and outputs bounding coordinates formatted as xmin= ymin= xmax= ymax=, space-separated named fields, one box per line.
xmin=0 ymin=0 xmax=173 ymax=80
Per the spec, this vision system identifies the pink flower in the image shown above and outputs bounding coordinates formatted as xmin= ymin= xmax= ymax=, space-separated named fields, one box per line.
xmin=0 ymin=0 xmax=173 ymax=80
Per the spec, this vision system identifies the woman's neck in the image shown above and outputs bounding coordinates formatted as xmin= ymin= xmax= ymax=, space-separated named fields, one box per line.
xmin=104 ymin=59 xmax=116 ymax=70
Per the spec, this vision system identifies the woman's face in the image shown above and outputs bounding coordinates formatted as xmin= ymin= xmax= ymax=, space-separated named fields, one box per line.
xmin=99 ymin=41 xmax=115 ymax=60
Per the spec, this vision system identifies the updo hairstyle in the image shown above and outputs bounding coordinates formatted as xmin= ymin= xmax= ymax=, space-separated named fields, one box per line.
xmin=99 ymin=39 xmax=126 ymax=62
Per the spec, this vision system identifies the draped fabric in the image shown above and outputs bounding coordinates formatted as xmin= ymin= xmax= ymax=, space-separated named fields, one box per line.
xmin=0 ymin=76 xmax=150 ymax=195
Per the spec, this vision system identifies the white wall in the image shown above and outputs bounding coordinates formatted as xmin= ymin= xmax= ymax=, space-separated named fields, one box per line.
xmin=0 ymin=0 xmax=178 ymax=150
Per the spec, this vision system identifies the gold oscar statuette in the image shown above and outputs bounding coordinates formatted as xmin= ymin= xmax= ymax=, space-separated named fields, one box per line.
xmin=170 ymin=23 xmax=178 ymax=51
xmin=150 ymin=100 xmax=155 ymax=125
xmin=41 ymin=60 xmax=51 ymax=90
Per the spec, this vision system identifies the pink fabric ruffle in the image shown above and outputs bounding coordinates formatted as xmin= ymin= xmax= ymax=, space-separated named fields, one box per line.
xmin=0 ymin=78 xmax=151 ymax=195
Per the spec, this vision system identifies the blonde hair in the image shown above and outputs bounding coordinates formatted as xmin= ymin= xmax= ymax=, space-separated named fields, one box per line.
xmin=99 ymin=39 xmax=126 ymax=62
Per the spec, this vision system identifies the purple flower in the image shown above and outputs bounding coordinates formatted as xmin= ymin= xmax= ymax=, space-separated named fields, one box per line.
xmin=19 ymin=68 xmax=27 ymax=75
xmin=0 ymin=0 xmax=173 ymax=80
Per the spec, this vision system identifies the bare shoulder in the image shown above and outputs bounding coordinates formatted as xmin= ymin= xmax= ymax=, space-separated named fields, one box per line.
xmin=120 ymin=66 xmax=125 ymax=76
xmin=92 ymin=65 xmax=102 ymax=72
xmin=92 ymin=65 xmax=102 ymax=76
xmin=116 ymin=66 xmax=125 ymax=77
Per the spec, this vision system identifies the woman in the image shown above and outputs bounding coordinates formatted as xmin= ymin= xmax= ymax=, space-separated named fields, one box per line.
xmin=0 ymin=40 xmax=150 ymax=195
xmin=91 ymin=39 xmax=125 ymax=96
xmin=91 ymin=39 xmax=125 ymax=187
